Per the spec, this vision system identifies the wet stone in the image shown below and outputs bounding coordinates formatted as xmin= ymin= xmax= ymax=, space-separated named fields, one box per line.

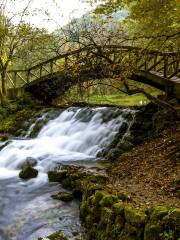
xmin=51 ymin=192 xmax=74 ymax=202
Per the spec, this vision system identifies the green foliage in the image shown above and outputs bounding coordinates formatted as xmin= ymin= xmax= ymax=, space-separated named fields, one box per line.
xmin=160 ymin=230 xmax=174 ymax=240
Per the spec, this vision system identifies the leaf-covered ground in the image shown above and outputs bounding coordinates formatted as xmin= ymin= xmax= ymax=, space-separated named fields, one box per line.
xmin=106 ymin=126 xmax=180 ymax=208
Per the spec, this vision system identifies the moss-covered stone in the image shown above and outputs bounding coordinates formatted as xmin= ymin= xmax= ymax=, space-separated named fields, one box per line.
xmin=124 ymin=205 xmax=147 ymax=227
xmin=118 ymin=192 xmax=132 ymax=202
xmin=86 ymin=174 xmax=108 ymax=183
xmin=92 ymin=190 xmax=107 ymax=205
xmin=51 ymin=192 xmax=73 ymax=202
xmin=162 ymin=208 xmax=180 ymax=238
xmin=38 ymin=230 xmax=68 ymax=240
xmin=99 ymin=193 xmax=118 ymax=207
xmin=120 ymin=222 xmax=143 ymax=240
xmin=112 ymin=201 xmax=124 ymax=216
xmin=48 ymin=170 xmax=67 ymax=182
xmin=19 ymin=162 xmax=38 ymax=180
xmin=150 ymin=206 xmax=169 ymax=222
xmin=144 ymin=223 xmax=164 ymax=240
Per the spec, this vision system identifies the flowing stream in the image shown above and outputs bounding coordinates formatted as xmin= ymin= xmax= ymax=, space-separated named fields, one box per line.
xmin=0 ymin=107 xmax=136 ymax=240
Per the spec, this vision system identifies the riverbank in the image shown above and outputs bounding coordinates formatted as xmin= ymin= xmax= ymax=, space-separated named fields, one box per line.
xmin=47 ymin=149 xmax=179 ymax=240
xmin=0 ymin=99 xmax=179 ymax=239
xmin=43 ymin=104 xmax=179 ymax=240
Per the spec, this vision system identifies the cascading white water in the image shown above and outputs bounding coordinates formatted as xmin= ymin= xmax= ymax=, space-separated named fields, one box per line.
xmin=0 ymin=107 xmax=135 ymax=179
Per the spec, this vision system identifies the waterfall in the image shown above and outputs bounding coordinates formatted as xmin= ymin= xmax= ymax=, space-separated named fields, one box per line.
xmin=0 ymin=107 xmax=136 ymax=179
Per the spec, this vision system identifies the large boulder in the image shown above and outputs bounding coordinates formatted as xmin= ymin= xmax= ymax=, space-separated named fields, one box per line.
xmin=19 ymin=161 xmax=38 ymax=180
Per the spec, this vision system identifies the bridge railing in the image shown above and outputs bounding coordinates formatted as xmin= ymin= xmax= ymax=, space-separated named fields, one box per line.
xmin=5 ymin=45 xmax=179 ymax=92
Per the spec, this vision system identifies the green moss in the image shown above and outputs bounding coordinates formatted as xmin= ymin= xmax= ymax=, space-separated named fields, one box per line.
xmin=48 ymin=170 xmax=67 ymax=182
xmin=150 ymin=206 xmax=169 ymax=222
xmin=112 ymin=201 xmax=124 ymax=215
xmin=80 ymin=201 xmax=89 ymax=219
xmin=38 ymin=230 xmax=68 ymax=240
xmin=120 ymin=222 xmax=143 ymax=240
xmin=92 ymin=190 xmax=107 ymax=205
xmin=99 ymin=193 xmax=118 ymax=207
xmin=144 ymin=223 xmax=164 ymax=240
xmin=61 ymin=178 xmax=73 ymax=189
xmin=100 ymin=207 xmax=114 ymax=225
xmin=19 ymin=162 xmax=38 ymax=180
xmin=86 ymin=174 xmax=108 ymax=183
xmin=51 ymin=192 xmax=73 ymax=202
xmin=118 ymin=192 xmax=132 ymax=202
xmin=124 ymin=205 xmax=147 ymax=227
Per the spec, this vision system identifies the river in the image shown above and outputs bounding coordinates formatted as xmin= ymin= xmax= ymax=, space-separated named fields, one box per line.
xmin=0 ymin=107 xmax=135 ymax=240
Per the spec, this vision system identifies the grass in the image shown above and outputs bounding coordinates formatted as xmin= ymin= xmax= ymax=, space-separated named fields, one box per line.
xmin=87 ymin=93 xmax=149 ymax=106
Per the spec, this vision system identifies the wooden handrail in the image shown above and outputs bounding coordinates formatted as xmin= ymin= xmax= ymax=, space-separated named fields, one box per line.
xmin=7 ymin=45 xmax=179 ymax=74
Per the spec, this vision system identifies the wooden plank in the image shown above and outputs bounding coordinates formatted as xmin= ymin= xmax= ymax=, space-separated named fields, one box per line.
xmin=6 ymin=73 xmax=16 ymax=87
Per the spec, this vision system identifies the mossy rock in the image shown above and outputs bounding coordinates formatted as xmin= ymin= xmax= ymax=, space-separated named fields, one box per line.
xmin=144 ymin=223 xmax=164 ymax=240
xmin=51 ymin=192 xmax=73 ymax=202
xmin=100 ymin=207 xmax=115 ymax=225
xmin=120 ymin=222 xmax=143 ymax=240
xmin=61 ymin=178 xmax=73 ymax=189
xmin=19 ymin=162 xmax=38 ymax=180
xmin=93 ymin=190 xmax=107 ymax=205
xmin=38 ymin=230 xmax=68 ymax=240
xmin=80 ymin=201 xmax=89 ymax=219
xmin=149 ymin=206 xmax=169 ymax=222
xmin=124 ymin=205 xmax=147 ymax=227
xmin=87 ymin=174 xmax=108 ymax=183
xmin=99 ymin=193 xmax=118 ymax=208
xmin=118 ymin=192 xmax=132 ymax=202
xmin=162 ymin=208 xmax=180 ymax=238
xmin=48 ymin=170 xmax=67 ymax=182
xmin=84 ymin=182 xmax=103 ymax=199
xmin=0 ymin=140 xmax=12 ymax=151
xmin=0 ymin=135 xmax=9 ymax=141
xmin=112 ymin=201 xmax=124 ymax=216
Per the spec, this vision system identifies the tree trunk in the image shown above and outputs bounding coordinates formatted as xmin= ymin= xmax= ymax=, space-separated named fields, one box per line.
xmin=0 ymin=89 xmax=4 ymax=106
xmin=1 ymin=70 xmax=6 ymax=96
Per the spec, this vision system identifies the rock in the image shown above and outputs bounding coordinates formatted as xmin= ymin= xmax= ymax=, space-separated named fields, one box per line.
xmin=162 ymin=208 xmax=180 ymax=237
xmin=144 ymin=223 xmax=163 ymax=240
xmin=149 ymin=206 xmax=168 ymax=221
xmin=0 ymin=140 xmax=12 ymax=151
xmin=48 ymin=170 xmax=67 ymax=182
xmin=38 ymin=230 xmax=68 ymax=240
xmin=51 ymin=192 xmax=73 ymax=202
xmin=117 ymin=141 xmax=134 ymax=151
xmin=118 ymin=192 xmax=132 ymax=202
xmin=124 ymin=205 xmax=147 ymax=227
xmin=106 ymin=148 xmax=124 ymax=159
xmin=0 ymin=135 xmax=9 ymax=141
xmin=112 ymin=201 xmax=124 ymax=215
xmin=99 ymin=193 xmax=118 ymax=207
xmin=19 ymin=162 xmax=38 ymax=180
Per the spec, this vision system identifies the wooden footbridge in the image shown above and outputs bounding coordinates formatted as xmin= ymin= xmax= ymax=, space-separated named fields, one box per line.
xmin=6 ymin=45 xmax=180 ymax=103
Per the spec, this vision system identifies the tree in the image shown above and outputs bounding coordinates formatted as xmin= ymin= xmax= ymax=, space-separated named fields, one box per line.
xmin=0 ymin=0 xmax=58 ymax=104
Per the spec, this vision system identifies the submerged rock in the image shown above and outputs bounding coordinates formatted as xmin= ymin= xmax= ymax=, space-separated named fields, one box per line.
xmin=38 ymin=230 xmax=68 ymax=240
xmin=0 ymin=140 xmax=12 ymax=151
xmin=48 ymin=170 xmax=67 ymax=182
xmin=51 ymin=192 xmax=73 ymax=202
xmin=26 ymin=157 xmax=37 ymax=167
xmin=19 ymin=161 xmax=38 ymax=180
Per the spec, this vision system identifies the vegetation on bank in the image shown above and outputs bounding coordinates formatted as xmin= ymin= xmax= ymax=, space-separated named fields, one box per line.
xmin=46 ymin=164 xmax=179 ymax=240
xmin=0 ymin=94 xmax=41 ymax=137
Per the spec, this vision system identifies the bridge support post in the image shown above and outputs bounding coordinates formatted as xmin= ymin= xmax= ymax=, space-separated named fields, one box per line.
xmin=165 ymin=82 xmax=174 ymax=100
